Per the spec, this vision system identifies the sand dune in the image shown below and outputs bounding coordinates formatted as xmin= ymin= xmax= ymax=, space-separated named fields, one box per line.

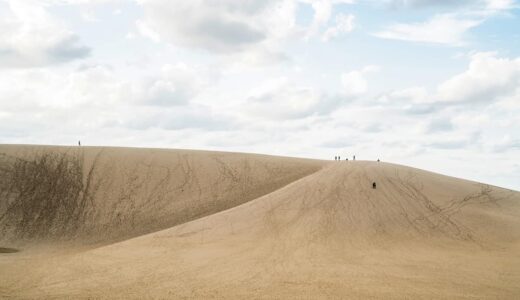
xmin=1 ymin=145 xmax=519 ymax=299
xmin=0 ymin=145 xmax=323 ymax=247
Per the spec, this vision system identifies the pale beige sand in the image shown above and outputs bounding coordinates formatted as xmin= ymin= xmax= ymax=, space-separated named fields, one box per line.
xmin=0 ymin=145 xmax=323 ymax=247
xmin=1 ymin=145 xmax=519 ymax=299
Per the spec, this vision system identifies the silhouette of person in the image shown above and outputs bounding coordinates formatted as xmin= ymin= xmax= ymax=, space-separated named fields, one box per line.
xmin=372 ymin=182 xmax=376 ymax=189
xmin=346 ymin=158 xmax=348 ymax=161
xmin=338 ymin=156 xmax=341 ymax=161
xmin=334 ymin=156 xmax=337 ymax=161
xmin=353 ymin=155 xmax=356 ymax=161
xmin=78 ymin=140 xmax=81 ymax=146
xmin=377 ymin=159 xmax=380 ymax=162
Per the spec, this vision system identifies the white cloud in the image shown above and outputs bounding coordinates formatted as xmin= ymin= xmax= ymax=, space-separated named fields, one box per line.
xmin=0 ymin=66 xmax=121 ymax=111
xmin=489 ymin=135 xmax=520 ymax=152
xmin=375 ymin=0 xmax=514 ymax=46
xmin=121 ymin=104 xmax=233 ymax=131
xmin=322 ymin=13 xmax=355 ymax=41
xmin=39 ymin=0 xmax=122 ymax=4
xmin=341 ymin=65 xmax=380 ymax=97
xmin=424 ymin=116 xmax=453 ymax=133
xmin=437 ymin=52 xmax=520 ymax=103
xmin=80 ymin=9 xmax=99 ymax=22
xmin=135 ymin=19 xmax=161 ymax=43
xmin=0 ymin=60 xmax=212 ymax=115
xmin=0 ymin=1 xmax=90 ymax=68
xmin=135 ymin=0 xmax=297 ymax=53
xmin=136 ymin=0 xmax=357 ymax=53
xmin=485 ymin=0 xmax=515 ymax=11
xmin=241 ymin=78 xmax=341 ymax=120
xmin=375 ymin=52 xmax=520 ymax=161
xmin=385 ymin=0 xmax=514 ymax=10
xmin=388 ymin=87 xmax=430 ymax=104
xmin=0 ymin=64 xmax=233 ymax=153
xmin=381 ymin=52 xmax=520 ymax=108
xmin=374 ymin=14 xmax=481 ymax=46
xmin=139 ymin=63 xmax=211 ymax=106
xmin=305 ymin=0 xmax=333 ymax=38
xmin=303 ymin=0 xmax=355 ymax=40
xmin=385 ymin=0 xmax=471 ymax=8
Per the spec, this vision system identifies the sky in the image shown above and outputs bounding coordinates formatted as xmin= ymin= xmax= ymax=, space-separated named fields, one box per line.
xmin=0 ymin=0 xmax=519 ymax=190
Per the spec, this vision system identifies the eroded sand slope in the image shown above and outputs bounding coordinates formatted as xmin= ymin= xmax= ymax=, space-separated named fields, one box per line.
xmin=0 ymin=145 xmax=324 ymax=247
xmin=1 ymin=145 xmax=519 ymax=299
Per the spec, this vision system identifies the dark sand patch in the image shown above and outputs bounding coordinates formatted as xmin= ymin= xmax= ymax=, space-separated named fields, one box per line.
xmin=0 ymin=247 xmax=20 ymax=253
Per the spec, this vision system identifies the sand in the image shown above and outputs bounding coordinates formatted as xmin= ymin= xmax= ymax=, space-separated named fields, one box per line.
xmin=1 ymin=145 xmax=519 ymax=299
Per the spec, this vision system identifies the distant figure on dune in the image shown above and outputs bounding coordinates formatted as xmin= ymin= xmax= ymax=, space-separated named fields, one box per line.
xmin=377 ymin=159 xmax=380 ymax=162
xmin=346 ymin=158 xmax=348 ymax=161
xmin=78 ymin=140 xmax=81 ymax=146
xmin=372 ymin=182 xmax=376 ymax=189
xmin=338 ymin=156 xmax=341 ymax=161
xmin=353 ymin=155 xmax=356 ymax=161
xmin=334 ymin=156 xmax=337 ymax=161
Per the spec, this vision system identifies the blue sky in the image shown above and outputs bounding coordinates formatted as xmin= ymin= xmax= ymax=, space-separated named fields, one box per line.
xmin=1 ymin=0 xmax=520 ymax=190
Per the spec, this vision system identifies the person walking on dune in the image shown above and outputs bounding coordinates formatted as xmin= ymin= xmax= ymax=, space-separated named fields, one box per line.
xmin=78 ymin=140 xmax=81 ymax=146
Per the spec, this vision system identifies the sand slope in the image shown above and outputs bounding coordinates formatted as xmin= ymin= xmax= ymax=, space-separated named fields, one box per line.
xmin=1 ymin=145 xmax=519 ymax=299
xmin=0 ymin=145 xmax=323 ymax=247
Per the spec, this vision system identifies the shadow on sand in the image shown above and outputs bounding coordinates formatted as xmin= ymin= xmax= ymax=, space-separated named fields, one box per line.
xmin=0 ymin=247 xmax=20 ymax=253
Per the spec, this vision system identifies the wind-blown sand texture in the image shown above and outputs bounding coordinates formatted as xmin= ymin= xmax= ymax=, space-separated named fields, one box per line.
xmin=1 ymin=145 xmax=519 ymax=299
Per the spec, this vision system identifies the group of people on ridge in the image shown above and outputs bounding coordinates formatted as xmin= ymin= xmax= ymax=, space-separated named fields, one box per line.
xmin=334 ymin=155 xmax=355 ymax=161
